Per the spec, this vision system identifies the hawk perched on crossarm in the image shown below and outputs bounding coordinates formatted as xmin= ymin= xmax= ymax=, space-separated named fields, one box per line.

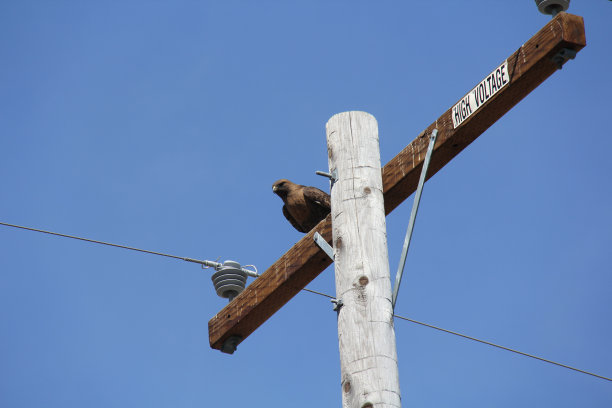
xmin=272 ymin=179 xmax=330 ymax=233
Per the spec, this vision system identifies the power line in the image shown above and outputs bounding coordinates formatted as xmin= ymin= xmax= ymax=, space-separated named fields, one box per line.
xmin=2 ymin=220 xmax=609 ymax=382
xmin=1 ymin=221 xmax=190 ymax=260
xmin=393 ymin=314 xmax=612 ymax=383
xmin=301 ymin=288 xmax=612 ymax=383
xmin=0 ymin=221 xmax=240 ymax=272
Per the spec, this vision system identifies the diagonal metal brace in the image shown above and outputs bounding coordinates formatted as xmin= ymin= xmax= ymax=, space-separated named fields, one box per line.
xmin=314 ymin=232 xmax=334 ymax=261
xmin=391 ymin=129 xmax=438 ymax=310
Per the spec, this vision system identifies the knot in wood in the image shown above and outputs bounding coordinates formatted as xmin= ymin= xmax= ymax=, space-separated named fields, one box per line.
xmin=363 ymin=186 xmax=371 ymax=195
xmin=343 ymin=380 xmax=351 ymax=393
xmin=361 ymin=403 xmax=373 ymax=408
xmin=358 ymin=276 xmax=369 ymax=286
xmin=335 ymin=236 xmax=343 ymax=249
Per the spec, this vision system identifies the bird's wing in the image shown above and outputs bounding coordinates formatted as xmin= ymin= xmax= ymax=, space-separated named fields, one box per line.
xmin=282 ymin=204 xmax=307 ymax=233
xmin=303 ymin=186 xmax=331 ymax=220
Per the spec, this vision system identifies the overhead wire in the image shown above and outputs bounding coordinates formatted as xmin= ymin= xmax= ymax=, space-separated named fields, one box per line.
xmin=2 ymin=220 xmax=610 ymax=383
xmin=393 ymin=314 xmax=612 ymax=382
xmin=0 ymin=221 xmax=215 ymax=267
xmin=301 ymin=288 xmax=612 ymax=383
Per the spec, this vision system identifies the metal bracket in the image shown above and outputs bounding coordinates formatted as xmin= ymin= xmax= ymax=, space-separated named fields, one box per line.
xmin=331 ymin=298 xmax=343 ymax=312
xmin=220 ymin=335 xmax=242 ymax=354
xmin=552 ymin=48 xmax=577 ymax=69
xmin=314 ymin=232 xmax=334 ymax=261
xmin=316 ymin=169 xmax=338 ymax=188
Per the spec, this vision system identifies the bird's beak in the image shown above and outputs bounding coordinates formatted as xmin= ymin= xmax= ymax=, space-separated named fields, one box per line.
xmin=272 ymin=185 xmax=278 ymax=193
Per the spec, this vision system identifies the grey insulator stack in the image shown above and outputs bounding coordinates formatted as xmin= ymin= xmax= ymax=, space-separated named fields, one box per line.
xmin=535 ymin=0 xmax=570 ymax=16
xmin=211 ymin=260 xmax=248 ymax=302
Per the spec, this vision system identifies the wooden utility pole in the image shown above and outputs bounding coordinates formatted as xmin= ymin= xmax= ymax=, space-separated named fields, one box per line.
xmin=327 ymin=112 xmax=400 ymax=407
xmin=208 ymin=12 xmax=586 ymax=353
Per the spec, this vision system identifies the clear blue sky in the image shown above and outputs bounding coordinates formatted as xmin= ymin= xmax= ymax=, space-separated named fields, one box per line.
xmin=1 ymin=1 xmax=611 ymax=407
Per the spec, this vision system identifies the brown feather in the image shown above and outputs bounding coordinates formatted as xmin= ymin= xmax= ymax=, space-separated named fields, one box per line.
xmin=272 ymin=179 xmax=330 ymax=233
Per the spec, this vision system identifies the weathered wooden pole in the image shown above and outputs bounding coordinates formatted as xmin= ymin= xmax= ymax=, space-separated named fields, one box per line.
xmin=327 ymin=112 xmax=401 ymax=408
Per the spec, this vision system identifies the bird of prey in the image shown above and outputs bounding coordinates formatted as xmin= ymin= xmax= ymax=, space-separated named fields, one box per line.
xmin=272 ymin=179 xmax=331 ymax=233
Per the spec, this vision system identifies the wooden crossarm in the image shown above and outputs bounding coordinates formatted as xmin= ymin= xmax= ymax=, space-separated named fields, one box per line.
xmin=208 ymin=12 xmax=586 ymax=352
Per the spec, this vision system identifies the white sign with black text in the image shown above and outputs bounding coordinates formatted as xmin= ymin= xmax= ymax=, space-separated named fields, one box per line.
xmin=452 ymin=60 xmax=510 ymax=129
